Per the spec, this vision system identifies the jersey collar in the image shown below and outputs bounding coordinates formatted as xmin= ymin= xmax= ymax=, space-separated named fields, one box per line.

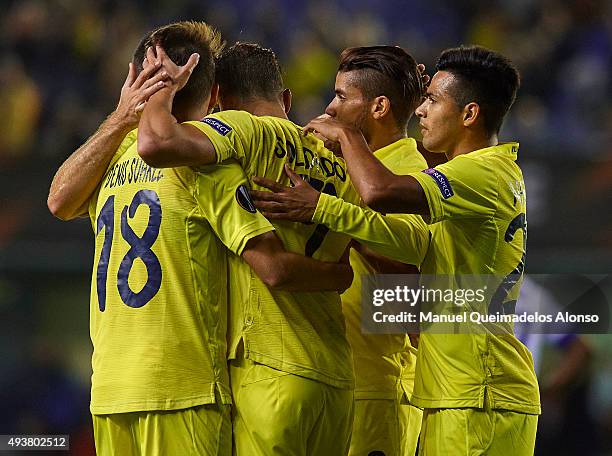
xmin=464 ymin=142 xmax=520 ymax=160
xmin=373 ymin=137 xmax=418 ymax=161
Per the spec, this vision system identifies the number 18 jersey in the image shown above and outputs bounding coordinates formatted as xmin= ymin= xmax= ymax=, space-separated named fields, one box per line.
xmin=87 ymin=129 xmax=273 ymax=414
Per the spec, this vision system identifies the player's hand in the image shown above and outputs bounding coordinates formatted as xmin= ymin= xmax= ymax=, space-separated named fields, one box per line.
xmin=111 ymin=57 xmax=168 ymax=129
xmin=251 ymin=164 xmax=319 ymax=223
xmin=151 ymin=45 xmax=200 ymax=93
xmin=417 ymin=63 xmax=430 ymax=90
xmin=303 ymin=114 xmax=358 ymax=145
xmin=313 ymin=130 xmax=343 ymax=157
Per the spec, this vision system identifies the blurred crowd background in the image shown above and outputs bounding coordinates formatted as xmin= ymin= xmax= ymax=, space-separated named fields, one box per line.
xmin=0 ymin=0 xmax=610 ymax=454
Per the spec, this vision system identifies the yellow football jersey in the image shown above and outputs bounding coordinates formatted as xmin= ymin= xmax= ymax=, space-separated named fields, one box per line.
xmin=339 ymin=138 xmax=427 ymax=399
xmin=87 ymin=129 xmax=273 ymax=414
xmin=409 ymin=143 xmax=540 ymax=414
xmin=313 ymin=142 xmax=539 ymax=414
xmin=187 ymin=111 xmax=361 ymax=389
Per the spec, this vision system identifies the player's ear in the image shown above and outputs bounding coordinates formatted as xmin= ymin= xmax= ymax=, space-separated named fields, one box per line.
xmin=462 ymin=102 xmax=480 ymax=128
xmin=371 ymin=95 xmax=391 ymax=121
xmin=282 ymin=88 xmax=292 ymax=114
xmin=207 ymin=83 xmax=220 ymax=114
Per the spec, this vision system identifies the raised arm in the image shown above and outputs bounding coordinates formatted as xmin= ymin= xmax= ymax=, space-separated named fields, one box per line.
xmin=242 ymin=231 xmax=353 ymax=293
xmin=303 ymin=116 xmax=429 ymax=215
xmin=48 ymin=59 xmax=167 ymax=220
xmin=137 ymin=46 xmax=218 ymax=168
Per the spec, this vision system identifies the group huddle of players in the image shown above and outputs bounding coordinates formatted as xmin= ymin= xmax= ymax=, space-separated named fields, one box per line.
xmin=48 ymin=20 xmax=540 ymax=456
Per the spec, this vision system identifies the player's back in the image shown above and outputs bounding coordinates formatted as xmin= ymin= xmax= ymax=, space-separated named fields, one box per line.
xmin=189 ymin=111 xmax=360 ymax=388
xmin=88 ymin=130 xmax=230 ymax=414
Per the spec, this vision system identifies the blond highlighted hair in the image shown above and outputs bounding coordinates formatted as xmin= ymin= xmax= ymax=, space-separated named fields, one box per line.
xmin=133 ymin=21 xmax=225 ymax=108
xmin=149 ymin=21 xmax=224 ymax=58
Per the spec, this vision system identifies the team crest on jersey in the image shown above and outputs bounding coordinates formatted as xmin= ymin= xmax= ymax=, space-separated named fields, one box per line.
xmin=201 ymin=117 xmax=232 ymax=136
xmin=422 ymin=168 xmax=454 ymax=199
xmin=236 ymin=185 xmax=257 ymax=213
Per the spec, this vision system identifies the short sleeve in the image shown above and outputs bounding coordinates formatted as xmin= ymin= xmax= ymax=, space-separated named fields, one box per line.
xmin=409 ymin=155 xmax=498 ymax=224
xmin=194 ymin=160 xmax=274 ymax=255
xmin=184 ymin=110 xmax=258 ymax=164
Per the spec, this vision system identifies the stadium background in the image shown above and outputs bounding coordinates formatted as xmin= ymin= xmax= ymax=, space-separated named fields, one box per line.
xmin=0 ymin=0 xmax=610 ymax=454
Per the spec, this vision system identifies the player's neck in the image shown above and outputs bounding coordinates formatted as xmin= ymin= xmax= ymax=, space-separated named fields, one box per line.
xmin=240 ymin=100 xmax=288 ymax=120
xmin=367 ymin=127 xmax=405 ymax=153
xmin=174 ymin=106 xmax=207 ymax=123
xmin=446 ymin=133 xmax=498 ymax=160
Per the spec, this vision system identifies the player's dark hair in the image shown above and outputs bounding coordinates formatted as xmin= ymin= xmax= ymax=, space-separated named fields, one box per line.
xmin=435 ymin=45 xmax=520 ymax=135
xmin=215 ymin=42 xmax=284 ymax=102
xmin=338 ymin=46 xmax=423 ymax=131
xmin=132 ymin=21 xmax=224 ymax=110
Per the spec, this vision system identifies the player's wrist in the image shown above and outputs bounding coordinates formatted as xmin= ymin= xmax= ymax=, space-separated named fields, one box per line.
xmin=337 ymin=125 xmax=361 ymax=147
xmin=106 ymin=110 xmax=136 ymax=136
xmin=159 ymin=83 xmax=180 ymax=97
xmin=146 ymin=85 xmax=178 ymax=106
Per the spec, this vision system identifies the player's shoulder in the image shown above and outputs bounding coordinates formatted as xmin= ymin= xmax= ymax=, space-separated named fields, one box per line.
xmin=122 ymin=128 xmax=138 ymax=147
xmin=253 ymin=115 xmax=320 ymax=152
xmin=204 ymin=111 xmax=304 ymax=138
xmin=421 ymin=148 xmax=497 ymax=197
xmin=256 ymin=115 xmax=304 ymax=136
xmin=116 ymin=128 xmax=137 ymax=155
xmin=183 ymin=111 xmax=262 ymax=149
xmin=458 ymin=142 xmax=519 ymax=164
xmin=405 ymin=138 xmax=428 ymax=165
xmin=391 ymin=137 xmax=429 ymax=173
xmin=200 ymin=110 xmax=256 ymax=132
xmin=106 ymin=128 xmax=138 ymax=166
xmin=473 ymin=142 xmax=523 ymax=181
xmin=440 ymin=147 xmax=493 ymax=175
